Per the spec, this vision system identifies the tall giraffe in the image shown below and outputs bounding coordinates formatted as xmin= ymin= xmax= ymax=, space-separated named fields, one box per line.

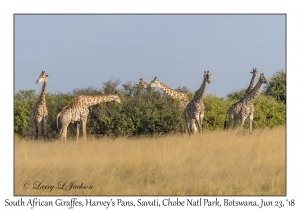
xmin=139 ymin=78 xmax=149 ymax=89
xmin=57 ymin=92 xmax=121 ymax=142
xmin=225 ymin=73 xmax=268 ymax=132
xmin=30 ymin=71 xmax=48 ymax=140
xmin=246 ymin=68 xmax=259 ymax=94
xmin=184 ymin=71 xmax=212 ymax=135
xmin=148 ymin=76 xmax=190 ymax=108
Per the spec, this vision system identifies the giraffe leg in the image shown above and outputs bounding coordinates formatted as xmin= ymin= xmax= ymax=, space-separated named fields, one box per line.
xmin=187 ymin=120 xmax=192 ymax=135
xmin=249 ymin=114 xmax=253 ymax=133
xmin=61 ymin=123 xmax=69 ymax=142
xmin=195 ymin=118 xmax=201 ymax=134
xmin=195 ymin=114 xmax=202 ymax=134
xmin=240 ymin=117 xmax=246 ymax=131
xmin=191 ymin=119 xmax=197 ymax=134
xmin=43 ymin=117 xmax=47 ymax=140
xmin=37 ymin=121 xmax=42 ymax=140
xmin=184 ymin=113 xmax=191 ymax=135
xmin=233 ymin=117 xmax=239 ymax=130
xmin=32 ymin=120 xmax=38 ymax=139
xmin=76 ymin=121 xmax=81 ymax=141
xmin=82 ymin=121 xmax=87 ymax=141
xmin=199 ymin=114 xmax=204 ymax=134
xmin=226 ymin=114 xmax=234 ymax=131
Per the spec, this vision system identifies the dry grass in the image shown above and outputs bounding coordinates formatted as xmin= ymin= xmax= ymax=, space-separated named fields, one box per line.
xmin=14 ymin=126 xmax=286 ymax=196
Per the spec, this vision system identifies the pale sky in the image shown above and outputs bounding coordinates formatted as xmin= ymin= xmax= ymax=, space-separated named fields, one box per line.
xmin=14 ymin=14 xmax=285 ymax=97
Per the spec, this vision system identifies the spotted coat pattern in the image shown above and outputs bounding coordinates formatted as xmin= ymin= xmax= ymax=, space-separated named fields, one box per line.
xmin=57 ymin=93 xmax=121 ymax=142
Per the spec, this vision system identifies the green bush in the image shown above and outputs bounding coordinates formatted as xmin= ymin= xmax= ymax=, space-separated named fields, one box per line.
xmin=14 ymin=78 xmax=286 ymax=139
xmin=263 ymin=70 xmax=286 ymax=104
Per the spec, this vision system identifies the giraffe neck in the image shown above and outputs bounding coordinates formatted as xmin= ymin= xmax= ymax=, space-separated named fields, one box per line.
xmin=242 ymin=79 xmax=263 ymax=104
xmin=157 ymin=82 xmax=183 ymax=99
xmin=38 ymin=81 xmax=47 ymax=105
xmin=82 ymin=94 xmax=115 ymax=107
xmin=192 ymin=77 xmax=207 ymax=103
xmin=246 ymin=74 xmax=257 ymax=94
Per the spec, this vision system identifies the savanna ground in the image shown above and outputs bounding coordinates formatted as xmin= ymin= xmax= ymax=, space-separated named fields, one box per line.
xmin=14 ymin=126 xmax=285 ymax=196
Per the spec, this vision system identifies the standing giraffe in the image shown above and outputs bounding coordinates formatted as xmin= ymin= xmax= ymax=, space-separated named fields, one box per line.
xmin=225 ymin=73 xmax=268 ymax=132
xmin=30 ymin=71 xmax=48 ymax=140
xmin=184 ymin=71 xmax=212 ymax=135
xmin=226 ymin=68 xmax=259 ymax=111
xmin=149 ymin=76 xmax=190 ymax=108
xmin=139 ymin=78 xmax=149 ymax=89
xmin=57 ymin=92 xmax=121 ymax=142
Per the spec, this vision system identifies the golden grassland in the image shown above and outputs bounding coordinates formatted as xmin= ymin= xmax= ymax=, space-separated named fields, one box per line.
xmin=14 ymin=126 xmax=286 ymax=196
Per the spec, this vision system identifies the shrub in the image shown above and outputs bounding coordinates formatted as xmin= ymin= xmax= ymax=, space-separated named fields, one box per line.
xmin=14 ymin=78 xmax=286 ymax=139
xmin=263 ymin=70 xmax=286 ymax=104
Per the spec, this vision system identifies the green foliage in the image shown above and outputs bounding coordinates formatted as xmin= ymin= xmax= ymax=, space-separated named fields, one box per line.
xmin=14 ymin=78 xmax=286 ymax=139
xmin=175 ymin=86 xmax=194 ymax=101
xmin=226 ymin=88 xmax=246 ymax=101
xmin=263 ymin=70 xmax=286 ymax=104
xmin=252 ymin=94 xmax=286 ymax=129
xmin=203 ymin=95 xmax=234 ymax=130
xmin=14 ymin=89 xmax=38 ymax=136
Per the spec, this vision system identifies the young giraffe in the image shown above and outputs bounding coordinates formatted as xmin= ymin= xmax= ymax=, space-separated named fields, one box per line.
xmin=148 ymin=76 xmax=190 ymax=108
xmin=225 ymin=73 xmax=268 ymax=132
xmin=184 ymin=71 xmax=212 ymax=135
xmin=30 ymin=71 xmax=49 ymax=140
xmin=139 ymin=78 xmax=149 ymax=89
xmin=57 ymin=92 xmax=121 ymax=142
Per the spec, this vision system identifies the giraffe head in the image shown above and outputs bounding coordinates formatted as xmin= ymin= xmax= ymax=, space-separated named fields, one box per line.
xmin=109 ymin=92 xmax=122 ymax=104
xmin=139 ymin=78 xmax=149 ymax=89
xmin=258 ymin=73 xmax=269 ymax=85
xmin=250 ymin=68 xmax=259 ymax=76
xmin=36 ymin=71 xmax=48 ymax=84
xmin=149 ymin=76 xmax=161 ymax=88
xmin=203 ymin=71 xmax=212 ymax=84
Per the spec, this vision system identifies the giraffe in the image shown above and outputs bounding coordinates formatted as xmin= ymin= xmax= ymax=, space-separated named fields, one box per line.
xmin=30 ymin=71 xmax=48 ymax=140
xmin=225 ymin=73 xmax=268 ymax=132
xmin=225 ymin=68 xmax=259 ymax=115
xmin=57 ymin=92 xmax=121 ymax=142
xmin=139 ymin=78 xmax=149 ymax=89
xmin=246 ymin=68 xmax=259 ymax=94
xmin=148 ymin=76 xmax=190 ymax=108
xmin=184 ymin=71 xmax=212 ymax=135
